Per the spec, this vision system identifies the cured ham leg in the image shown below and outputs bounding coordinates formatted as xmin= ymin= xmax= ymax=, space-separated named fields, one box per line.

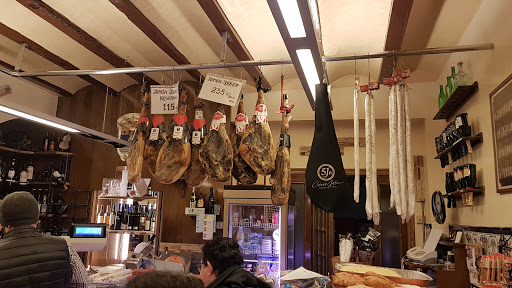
xmin=239 ymin=88 xmax=275 ymax=175
xmin=155 ymin=88 xmax=191 ymax=184
xmin=127 ymin=90 xmax=150 ymax=183
xmin=144 ymin=113 xmax=167 ymax=177
xmin=184 ymin=92 xmax=208 ymax=187
xmin=270 ymin=93 xmax=294 ymax=206
xmin=199 ymin=104 xmax=233 ymax=182
xmin=231 ymin=96 xmax=257 ymax=185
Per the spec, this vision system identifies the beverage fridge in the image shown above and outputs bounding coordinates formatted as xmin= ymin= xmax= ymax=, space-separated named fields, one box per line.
xmin=223 ymin=186 xmax=288 ymax=286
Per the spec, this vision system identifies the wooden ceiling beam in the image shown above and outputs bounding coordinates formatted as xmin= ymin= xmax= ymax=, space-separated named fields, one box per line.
xmin=379 ymin=0 xmax=414 ymax=82
xmin=0 ymin=59 xmax=72 ymax=97
xmin=109 ymin=0 xmax=202 ymax=81
xmin=16 ymin=0 xmax=158 ymax=86
xmin=197 ymin=0 xmax=271 ymax=90
xmin=0 ymin=22 xmax=119 ymax=96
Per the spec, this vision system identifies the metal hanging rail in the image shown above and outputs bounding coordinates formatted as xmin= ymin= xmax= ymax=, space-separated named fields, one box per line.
xmin=0 ymin=43 xmax=493 ymax=78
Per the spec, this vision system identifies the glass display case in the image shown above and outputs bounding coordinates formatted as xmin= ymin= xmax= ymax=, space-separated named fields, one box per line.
xmin=223 ymin=186 xmax=287 ymax=286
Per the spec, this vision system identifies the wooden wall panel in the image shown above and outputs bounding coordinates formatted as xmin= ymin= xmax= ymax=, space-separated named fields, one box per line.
xmin=57 ymin=82 xmax=230 ymax=245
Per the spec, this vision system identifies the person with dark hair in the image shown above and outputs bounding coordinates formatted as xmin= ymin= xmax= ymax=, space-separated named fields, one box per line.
xmin=200 ymin=237 xmax=271 ymax=288
xmin=0 ymin=191 xmax=89 ymax=288
xmin=126 ymin=271 xmax=203 ymax=288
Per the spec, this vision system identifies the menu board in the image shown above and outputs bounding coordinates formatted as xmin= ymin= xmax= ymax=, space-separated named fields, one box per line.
xmin=491 ymin=75 xmax=512 ymax=192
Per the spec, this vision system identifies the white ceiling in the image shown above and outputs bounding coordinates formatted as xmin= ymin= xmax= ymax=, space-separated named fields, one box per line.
xmin=0 ymin=0 xmax=489 ymax=112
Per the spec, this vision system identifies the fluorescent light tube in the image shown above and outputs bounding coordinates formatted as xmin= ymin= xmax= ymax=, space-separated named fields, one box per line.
xmin=0 ymin=104 xmax=80 ymax=133
xmin=296 ymin=49 xmax=320 ymax=99
xmin=277 ymin=0 xmax=307 ymax=38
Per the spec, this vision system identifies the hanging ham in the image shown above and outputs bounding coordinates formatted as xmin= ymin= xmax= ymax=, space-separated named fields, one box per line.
xmin=154 ymin=87 xmax=191 ymax=184
xmin=270 ymin=93 xmax=294 ymax=206
xmin=231 ymin=96 xmax=257 ymax=185
xmin=127 ymin=89 xmax=150 ymax=183
xmin=239 ymin=87 xmax=275 ymax=175
xmin=305 ymin=83 xmax=350 ymax=213
xmin=184 ymin=92 xmax=208 ymax=187
xmin=144 ymin=113 xmax=167 ymax=177
xmin=199 ymin=104 xmax=233 ymax=182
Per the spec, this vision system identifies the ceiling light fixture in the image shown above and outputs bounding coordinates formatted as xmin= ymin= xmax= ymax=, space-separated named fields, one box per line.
xmin=276 ymin=0 xmax=307 ymax=38
xmin=0 ymin=104 xmax=80 ymax=133
xmin=0 ymin=98 xmax=130 ymax=148
xmin=296 ymin=49 xmax=320 ymax=99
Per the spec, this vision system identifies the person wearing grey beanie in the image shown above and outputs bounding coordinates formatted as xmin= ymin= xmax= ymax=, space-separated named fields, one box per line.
xmin=0 ymin=191 xmax=72 ymax=288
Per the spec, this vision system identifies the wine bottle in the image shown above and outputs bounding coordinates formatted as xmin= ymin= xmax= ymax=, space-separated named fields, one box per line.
xmin=7 ymin=159 xmax=15 ymax=184
xmin=104 ymin=205 xmax=111 ymax=227
xmin=115 ymin=203 xmax=122 ymax=230
xmin=40 ymin=195 xmax=48 ymax=214
xmin=0 ymin=156 xmax=3 ymax=183
xmin=43 ymin=131 xmax=49 ymax=151
xmin=150 ymin=204 xmax=156 ymax=232
xmin=132 ymin=205 xmax=140 ymax=231
xmin=27 ymin=159 xmax=34 ymax=182
xmin=121 ymin=204 xmax=128 ymax=230
xmin=109 ymin=204 xmax=116 ymax=230
xmin=197 ymin=193 xmax=204 ymax=208
xmin=207 ymin=188 xmax=215 ymax=214
xmin=144 ymin=205 xmax=151 ymax=231
xmin=97 ymin=205 xmax=105 ymax=224
xmin=438 ymin=85 xmax=447 ymax=109
xmin=127 ymin=205 xmax=133 ymax=230
xmin=190 ymin=189 xmax=196 ymax=208
xmin=451 ymin=66 xmax=458 ymax=90
xmin=49 ymin=132 xmax=56 ymax=152
xmin=19 ymin=162 xmax=28 ymax=186
xmin=139 ymin=205 xmax=146 ymax=231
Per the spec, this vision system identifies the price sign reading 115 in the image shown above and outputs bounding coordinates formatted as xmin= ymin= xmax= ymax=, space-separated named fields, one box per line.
xmin=151 ymin=84 xmax=179 ymax=114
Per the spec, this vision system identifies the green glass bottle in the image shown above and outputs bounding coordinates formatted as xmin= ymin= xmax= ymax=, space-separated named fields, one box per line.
xmin=451 ymin=66 xmax=458 ymax=90
xmin=438 ymin=85 xmax=447 ymax=108
xmin=445 ymin=76 xmax=454 ymax=98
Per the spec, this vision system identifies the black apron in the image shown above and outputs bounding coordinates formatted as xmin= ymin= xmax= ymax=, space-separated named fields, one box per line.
xmin=305 ymin=83 xmax=350 ymax=212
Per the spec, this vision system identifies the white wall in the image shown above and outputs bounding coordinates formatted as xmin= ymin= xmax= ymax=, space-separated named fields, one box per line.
xmin=0 ymin=72 xmax=59 ymax=122
xmin=423 ymin=0 xmax=512 ymax=238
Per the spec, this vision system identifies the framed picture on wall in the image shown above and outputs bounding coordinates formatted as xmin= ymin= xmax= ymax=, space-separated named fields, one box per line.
xmin=490 ymin=73 xmax=512 ymax=193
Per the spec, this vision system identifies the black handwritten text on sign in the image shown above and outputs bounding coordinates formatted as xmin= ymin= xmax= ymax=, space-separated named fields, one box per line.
xmin=199 ymin=74 xmax=245 ymax=106
xmin=151 ymin=84 xmax=179 ymax=114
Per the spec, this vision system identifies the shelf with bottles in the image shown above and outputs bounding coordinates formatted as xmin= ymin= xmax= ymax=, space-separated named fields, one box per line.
xmin=435 ymin=62 xmax=476 ymax=121
xmin=233 ymin=222 xmax=279 ymax=229
xmin=0 ymin=145 xmax=73 ymax=156
xmin=107 ymin=229 xmax=156 ymax=235
xmin=443 ymin=187 xmax=484 ymax=199
xmin=435 ymin=132 xmax=483 ymax=160
xmin=435 ymin=81 xmax=479 ymax=121
xmin=241 ymin=249 xmax=280 ymax=256
xmin=98 ymin=196 xmax=157 ymax=200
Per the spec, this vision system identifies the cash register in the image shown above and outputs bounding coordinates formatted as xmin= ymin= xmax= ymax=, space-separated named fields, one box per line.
xmin=61 ymin=224 xmax=107 ymax=252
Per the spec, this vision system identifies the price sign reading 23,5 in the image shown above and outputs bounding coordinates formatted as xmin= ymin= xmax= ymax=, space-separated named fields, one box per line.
xmin=199 ymin=73 xmax=246 ymax=106
xmin=151 ymin=83 xmax=179 ymax=114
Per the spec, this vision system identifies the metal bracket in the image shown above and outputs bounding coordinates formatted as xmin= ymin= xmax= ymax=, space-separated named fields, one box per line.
xmin=220 ymin=31 xmax=232 ymax=62
xmin=15 ymin=43 xmax=27 ymax=72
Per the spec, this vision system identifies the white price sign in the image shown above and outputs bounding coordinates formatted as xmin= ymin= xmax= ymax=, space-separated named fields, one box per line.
xmin=199 ymin=74 xmax=245 ymax=106
xmin=151 ymin=84 xmax=179 ymax=114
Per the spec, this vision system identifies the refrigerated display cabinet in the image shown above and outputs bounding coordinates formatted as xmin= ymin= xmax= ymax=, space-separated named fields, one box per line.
xmin=223 ymin=186 xmax=287 ymax=285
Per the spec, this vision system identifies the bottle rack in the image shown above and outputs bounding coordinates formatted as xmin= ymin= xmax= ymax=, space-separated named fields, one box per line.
xmin=434 ymin=82 xmax=479 ymax=121
xmin=28 ymin=188 xmax=92 ymax=236
xmin=443 ymin=187 xmax=484 ymax=199
xmin=435 ymin=132 xmax=483 ymax=160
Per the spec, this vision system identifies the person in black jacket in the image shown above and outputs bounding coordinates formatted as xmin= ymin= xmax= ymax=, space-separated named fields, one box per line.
xmin=0 ymin=191 xmax=72 ymax=288
xmin=199 ymin=237 xmax=271 ymax=288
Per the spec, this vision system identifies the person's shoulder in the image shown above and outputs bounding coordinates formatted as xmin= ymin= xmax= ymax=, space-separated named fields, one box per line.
xmin=40 ymin=234 xmax=70 ymax=248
